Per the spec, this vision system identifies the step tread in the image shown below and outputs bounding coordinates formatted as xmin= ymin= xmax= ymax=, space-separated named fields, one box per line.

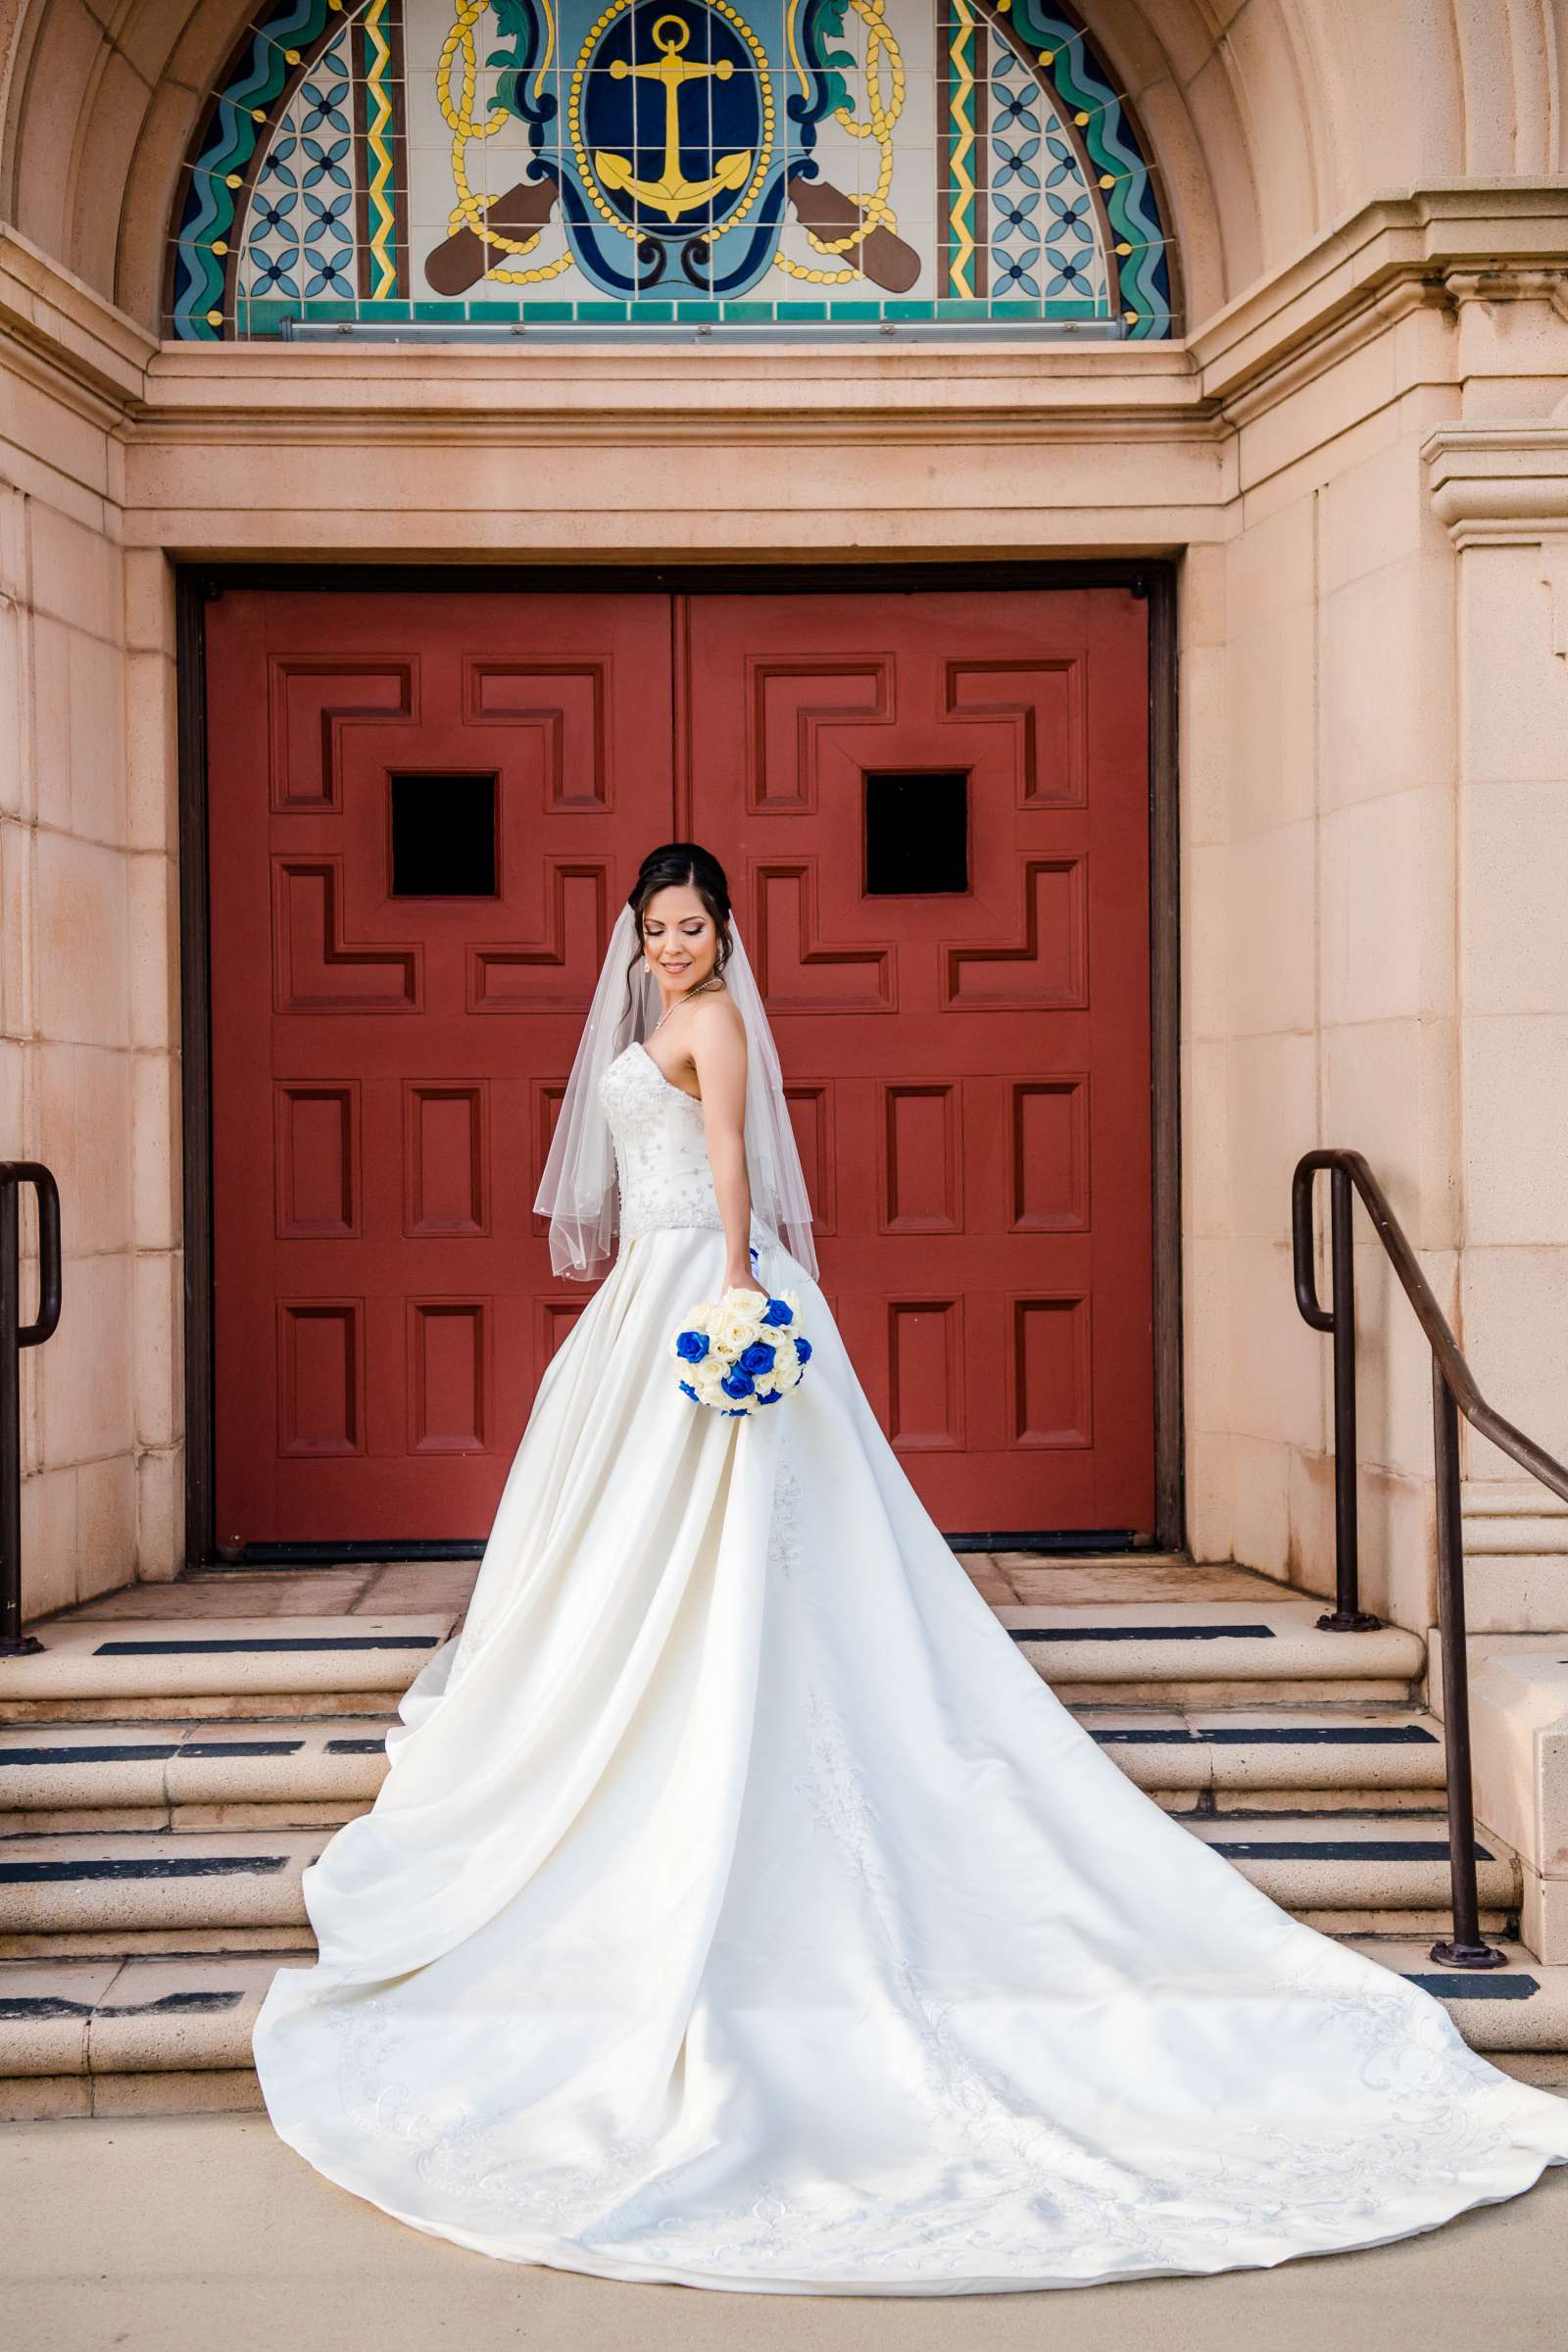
xmin=997 ymin=1600 xmax=1426 ymax=1680
xmin=0 ymin=1619 xmax=452 ymax=1704
xmin=6 ymin=1935 xmax=1566 ymax=2083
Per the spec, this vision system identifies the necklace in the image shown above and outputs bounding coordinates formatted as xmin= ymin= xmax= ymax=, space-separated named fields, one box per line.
xmin=650 ymin=972 xmax=723 ymax=1036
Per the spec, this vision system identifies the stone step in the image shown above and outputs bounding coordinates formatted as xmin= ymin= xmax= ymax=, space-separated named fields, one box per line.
xmin=0 ymin=1831 xmax=328 ymax=1940
xmin=4 ymin=1936 xmax=1565 ymax=2123
xmin=0 ymin=1703 xmax=1452 ymax=1834
xmin=0 ymin=1812 xmax=1518 ymax=1949
xmin=1080 ymin=1705 xmax=1448 ymax=1811
xmin=0 ymin=1717 xmax=395 ymax=1834
xmin=1180 ymin=1814 xmax=1521 ymax=1920
xmin=1000 ymin=1601 xmax=1427 ymax=1705
xmin=0 ymin=1619 xmax=452 ymax=1723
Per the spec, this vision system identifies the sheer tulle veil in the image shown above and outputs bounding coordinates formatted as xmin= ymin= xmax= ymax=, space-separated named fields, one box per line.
xmin=533 ymin=898 xmax=818 ymax=1283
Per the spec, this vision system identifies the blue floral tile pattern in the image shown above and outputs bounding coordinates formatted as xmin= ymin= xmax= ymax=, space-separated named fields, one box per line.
xmin=236 ymin=24 xmax=361 ymax=307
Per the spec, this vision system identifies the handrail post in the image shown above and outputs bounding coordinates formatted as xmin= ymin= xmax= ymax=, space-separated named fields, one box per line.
xmin=1429 ymin=1360 xmax=1505 ymax=1969
xmin=1 ymin=1161 xmax=63 ymax=1658
xmin=1320 ymin=1165 xmax=1379 ymax=1631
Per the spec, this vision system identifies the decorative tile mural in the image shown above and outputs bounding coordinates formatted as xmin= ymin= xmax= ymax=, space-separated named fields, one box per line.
xmin=169 ymin=0 xmax=1175 ymax=334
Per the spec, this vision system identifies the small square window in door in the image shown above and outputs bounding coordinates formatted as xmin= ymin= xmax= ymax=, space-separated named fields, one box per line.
xmin=864 ymin=772 xmax=969 ymax=895
xmin=390 ymin=774 xmax=498 ymax=897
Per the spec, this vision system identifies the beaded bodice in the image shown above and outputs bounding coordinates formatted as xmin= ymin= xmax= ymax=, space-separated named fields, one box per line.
xmin=599 ymin=1042 xmax=771 ymax=1250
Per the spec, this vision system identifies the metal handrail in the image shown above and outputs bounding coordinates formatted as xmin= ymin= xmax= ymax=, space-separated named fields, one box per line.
xmin=1 ymin=1162 xmax=63 ymax=1657
xmin=1292 ymin=1147 xmax=1568 ymax=1970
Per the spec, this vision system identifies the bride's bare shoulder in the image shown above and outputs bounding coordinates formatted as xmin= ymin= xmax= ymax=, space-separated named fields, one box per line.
xmin=690 ymin=986 xmax=747 ymax=1047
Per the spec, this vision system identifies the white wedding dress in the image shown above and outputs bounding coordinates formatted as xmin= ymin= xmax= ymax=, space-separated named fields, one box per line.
xmin=253 ymin=1039 xmax=1568 ymax=2293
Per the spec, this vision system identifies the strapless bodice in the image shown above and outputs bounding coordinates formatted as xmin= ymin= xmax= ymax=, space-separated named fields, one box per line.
xmin=598 ymin=1042 xmax=773 ymax=1252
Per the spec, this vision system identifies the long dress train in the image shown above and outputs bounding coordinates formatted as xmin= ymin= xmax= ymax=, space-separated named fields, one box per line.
xmin=252 ymin=1040 xmax=1568 ymax=2293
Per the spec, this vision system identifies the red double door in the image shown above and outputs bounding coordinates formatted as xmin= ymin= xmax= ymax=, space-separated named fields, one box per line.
xmin=206 ymin=585 xmax=1154 ymax=1550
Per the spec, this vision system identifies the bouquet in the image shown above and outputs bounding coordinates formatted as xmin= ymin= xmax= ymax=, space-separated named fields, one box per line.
xmin=671 ymin=1261 xmax=811 ymax=1418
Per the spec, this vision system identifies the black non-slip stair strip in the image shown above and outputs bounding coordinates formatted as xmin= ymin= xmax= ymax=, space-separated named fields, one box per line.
xmin=1009 ymin=1624 xmax=1278 ymax=1643
xmin=1089 ymin=1724 xmax=1440 ymax=1746
xmin=0 ymin=1855 xmax=290 ymax=1884
xmin=324 ymin=1738 xmax=388 ymax=1754
xmin=92 ymin=1637 xmax=438 ymax=1656
xmin=0 ymin=1739 xmax=308 ymax=1767
xmin=0 ymin=1989 xmax=244 ymax=2022
xmin=1204 ymin=1838 xmax=1494 ymax=1862
xmin=1403 ymin=1973 xmax=1541 ymax=2001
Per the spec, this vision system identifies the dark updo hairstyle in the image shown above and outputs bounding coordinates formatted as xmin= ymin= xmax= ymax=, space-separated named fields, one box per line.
xmin=624 ymin=842 xmax=733 ymax=1015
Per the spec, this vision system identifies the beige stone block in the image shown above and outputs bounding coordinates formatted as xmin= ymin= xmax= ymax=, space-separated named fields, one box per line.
xmin=0 ymin=1037 xmax=23 ymax=1156
xmin=1319 ymin=436 xmax=1431 ymax=594
xmin=1355 ymin=1469 xmax=1437 ymax=1636
xmin=1230 ymin=1432 xmax=1292 ymax=1580
xmin=1459 ymin=1248 xmax=1568 ymax=1478
xmin=1182 ymin=1236 xmax=1231 ymax=1441
xmin=1320 ymin=788 xmax=1441 ymax=1027
xmin=1186 ymin=1429 xmax=1235 ymax=1563
xmin=1226 ymin=821 xmax=1317 ymax=1037
xmin=1320 ymin=556 xmax=1453 ymax=808
xmin=1458 ymin=542 xmax=1568 ymax=784
xmin=1463 ymin=778 xmax=1568 ymax=1017
xmin=1464 ymin=1016 xmax=1568 ymax=1245
xmin=27 ymin=502 xmax=122 ymax=646
xmin=124 ymin=649 xmax=177 ymax=855
xmin=40 ymin=1250 xmax=133 ymax=1467
xmin=1182 ymin=1038 xmax=1228 ymax=1241
xmin=1183 ymin=842 xmax=1229 ymax=1043
xmin=1224 ymin=608 xmax=1315 ymax=837
xmin=20 ymin=1464 xmax=76 ymax=1622
xmin=1227 ymin=1235 xmax=1324 ymax=1449
xmin=0 ymin=596 xmax=24 ymax=823
xmin=1236 ymin=331 xmax=1398 ymax=500
xmin=1286 ymin=1445 xmax=1335 ymax=1601
xmin=89 ymin=2069 xmax=265 ymax=2117
xmin=33 ymin=830 xmax=127 ymax=1048
xmin=123 ymin=551 xmax=175 ymax=659
xmin=1321 ymin=1017 xmax=1459 ymax=1251
xmin=1347 ymin=1240 xmax=1457 ymax=1486
xmin=75 ymin=1451 xmax=137 ymax=1601
xmin=67 ymin=626 xmax=126 ymax=846
xmin=34 ymin=1042 xmax=131 ymax=1256
xmin=1179 ymin=643 xmax=1226 ymax=849
xmin=131 ymin=1051 xmax=180 ymax=1250
xmin=136 ymin=1444 xmax=185 ymax=1582
xmin=1225 ymin=1030 xmax=1316 ymax=1241
xmin=1178 ymin=541 xmax=1226 ymax=652
xmin=133 ymin=1248 xmax=181 ymax=1450
xmin=28 ymin=610 xmax=71 ymax=832
xmin=0 ymin=2075 xmax=93 ymax=2120
xmin=0 ymin=811 xmax=32 ymax=1040
xmin=126 ymin=853 xmax=178 ymax=1052
xmin=1226 ymin=498 xmax=1314 ymax=627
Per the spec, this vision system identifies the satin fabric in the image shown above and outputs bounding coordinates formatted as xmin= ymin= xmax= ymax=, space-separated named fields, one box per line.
xmin=253 ymin=1067 xmax=1568 ymax=2294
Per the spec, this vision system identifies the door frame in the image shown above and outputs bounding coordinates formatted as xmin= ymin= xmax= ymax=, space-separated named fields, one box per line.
xmin=176 ymin=560 xmax=1182 ymax=1565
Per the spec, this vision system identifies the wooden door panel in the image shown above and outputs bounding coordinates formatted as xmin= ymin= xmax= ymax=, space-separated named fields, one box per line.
xmin=207 ymin=589 xmax=674 ymax=1548
xmin=206 ymin=583 xmax=1154 ymax=1549
xmin=683 ymin=586 xmax=1153 ymax=1535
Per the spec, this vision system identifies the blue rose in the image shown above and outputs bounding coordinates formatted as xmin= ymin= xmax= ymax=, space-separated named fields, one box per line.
xmin=678 ymin=1379 xmax=698 ymax=1401
xmin=720 ymin=1368 xmax=755 ymax=1399
xmin=757 ymin=1386 xmax=782 ymax=1405
xmin=761 ymin=1298 xmax=794 ymax=1326
xmin=795 ymin=1337 xmax=812 ymax=1365
xmin=738 ymin=1340 xmax=776 ymax=1376
xmin=675 ymin=1329 xmax=710 ymax=1363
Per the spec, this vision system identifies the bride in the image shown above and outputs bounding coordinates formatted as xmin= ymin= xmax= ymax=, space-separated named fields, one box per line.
xmin=253 ymin=841 xmax=1568 ymax=2294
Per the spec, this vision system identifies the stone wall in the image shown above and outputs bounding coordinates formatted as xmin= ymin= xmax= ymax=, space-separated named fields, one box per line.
xmin=0 ymin=232 xmax=178 ymax=1610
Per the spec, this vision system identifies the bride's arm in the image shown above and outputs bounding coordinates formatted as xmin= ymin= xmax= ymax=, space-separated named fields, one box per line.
xmin=690 ymin=1002 xmax=757 ymax=1294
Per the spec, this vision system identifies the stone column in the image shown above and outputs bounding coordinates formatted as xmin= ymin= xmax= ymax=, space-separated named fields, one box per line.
xmin=1429 ymin=415 xmax=1568 ymax=1636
